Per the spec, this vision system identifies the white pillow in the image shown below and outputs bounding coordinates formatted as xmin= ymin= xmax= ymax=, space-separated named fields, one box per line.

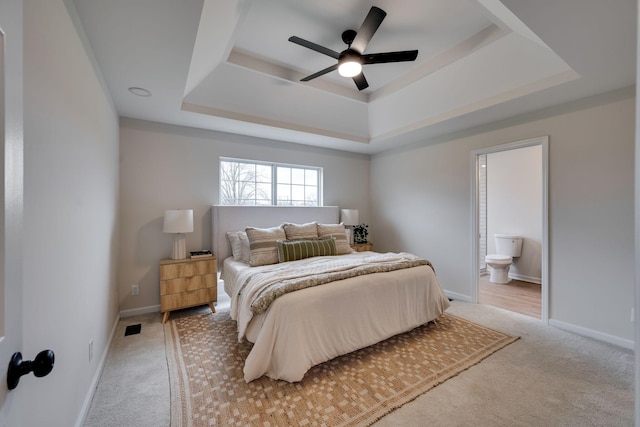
xmin=226 ymin=231 xmax=251 ymax=263
xmin=239 ymin=232 xmax=251 ymax=263
xmin=226 ymin=231 xmax=243 ymax=260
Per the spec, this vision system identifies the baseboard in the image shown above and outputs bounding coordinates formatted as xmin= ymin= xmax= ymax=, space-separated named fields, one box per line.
xmin=549 ymin=318 xmax=634 ymax=350
xmin=444 ymin=290 xmax=471 ymax=303
xmin=119 ymin=304 xmax=160 ymax=318
xmin=446 ymin=289 xmax=632 ymax=349
xmin=74 ymin=312 xmax=120 ymax=427
xmin=509 ymin=273 xmax=541 ymax=284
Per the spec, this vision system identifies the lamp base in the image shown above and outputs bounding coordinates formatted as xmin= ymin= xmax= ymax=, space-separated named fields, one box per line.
xmin=171 ymin=233 xmax=187 ymax=259
xmin=345 ymin=228 xmax=353 ymax=245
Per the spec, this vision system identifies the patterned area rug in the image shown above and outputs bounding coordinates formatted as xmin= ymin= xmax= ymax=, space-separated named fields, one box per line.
xmin=165 ymin=309 xmax=517 ymax=427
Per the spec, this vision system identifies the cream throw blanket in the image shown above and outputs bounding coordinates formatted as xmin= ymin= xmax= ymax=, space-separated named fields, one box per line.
xmin=231 ymin=252 xmax=431 ymax=342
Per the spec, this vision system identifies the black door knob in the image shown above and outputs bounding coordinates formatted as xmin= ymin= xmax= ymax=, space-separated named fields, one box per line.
xmin=7 ymin=350 xmax=55 ymax=390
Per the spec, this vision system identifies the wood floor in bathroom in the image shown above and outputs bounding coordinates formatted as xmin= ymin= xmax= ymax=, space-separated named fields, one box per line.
xmin=479 ymin=274 xmax=541 ymax=319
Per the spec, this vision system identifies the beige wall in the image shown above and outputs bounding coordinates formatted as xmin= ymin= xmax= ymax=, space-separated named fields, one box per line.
xmin=372 ymin=91 xmax=635 ymax=345
xmin=118 ymin=119 xmax=370 ymax=313
xmin=24 ymin=0 xmax=120 ymax=425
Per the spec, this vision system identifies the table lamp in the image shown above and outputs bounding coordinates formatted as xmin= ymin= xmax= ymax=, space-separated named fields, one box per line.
xmin=163 ymin=209 xmax=194 ymax=259
xmin=340 ymin=209 xmax=359 ymax=245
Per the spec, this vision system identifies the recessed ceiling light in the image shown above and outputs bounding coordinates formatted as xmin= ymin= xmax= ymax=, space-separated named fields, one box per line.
xmin=128 ymin=87 xmax=152 ymax=97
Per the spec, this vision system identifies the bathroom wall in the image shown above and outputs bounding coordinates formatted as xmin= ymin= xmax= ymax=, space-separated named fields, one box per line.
xmin=487 ymin=145 xmax=543 ymax=282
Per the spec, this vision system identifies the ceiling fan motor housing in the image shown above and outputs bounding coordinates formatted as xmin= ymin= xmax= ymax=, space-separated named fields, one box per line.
xmin=339 ymin=49 xmax=361 ymax=64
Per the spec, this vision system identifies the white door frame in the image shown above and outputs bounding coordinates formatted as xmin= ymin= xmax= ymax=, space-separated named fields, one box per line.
xmin=470 ymin=136 xmax=549 ymax=323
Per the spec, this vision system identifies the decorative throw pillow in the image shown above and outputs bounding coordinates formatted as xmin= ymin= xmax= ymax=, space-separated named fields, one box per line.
xmin=277 ymin=238 xmax=337 ymax=262
xmin=226 ymin=231 xmax=243 ymax=260
xmin=283 ymin=222 xmax=318 ymax=240
xmin=245 ymin=225 xmax=287 ymax=266
xmin=317 ymin=223 xmax=352 ymax=255
xmin=239 ymin=231 xmax=251 ymax=264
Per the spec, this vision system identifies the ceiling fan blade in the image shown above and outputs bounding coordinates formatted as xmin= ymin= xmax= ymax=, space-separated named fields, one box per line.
xmin=352 ymin=73 xmax=369 ymax=91
xmin=361 ymin=50 xmax=419 ymax=64
xmin=288 ymin=36 xmax=340 ymax=59
xmin=301 ymin=64 xmax=339 ymax=82
xmin=351 ymin=6 xmax=387 ymax=53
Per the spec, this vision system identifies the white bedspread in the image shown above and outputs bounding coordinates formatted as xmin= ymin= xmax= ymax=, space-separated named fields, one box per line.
xmin=223 ymin=252 xmax=450 ymax=382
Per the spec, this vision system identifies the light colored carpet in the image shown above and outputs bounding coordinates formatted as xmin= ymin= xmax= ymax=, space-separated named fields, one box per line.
xmin=375 ymin=302 xmax=633 ymax=427
xmin=83 ymin=312 xmax=170 ymax=427
xmin=84 ymin=299 xmax=633 ymax=426
xmin=165 ymin=310 xmax=517 ymax=426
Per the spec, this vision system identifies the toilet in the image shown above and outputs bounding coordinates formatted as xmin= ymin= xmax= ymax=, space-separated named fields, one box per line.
xmin=485 ymin=234 xmax=523 ymax=283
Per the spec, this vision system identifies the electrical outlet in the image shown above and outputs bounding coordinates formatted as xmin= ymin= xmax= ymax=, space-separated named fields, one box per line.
xmin=131 ymin=284 xmax=139 ymax=296
xmin=89 ymin=339 xmax=94 ymax=362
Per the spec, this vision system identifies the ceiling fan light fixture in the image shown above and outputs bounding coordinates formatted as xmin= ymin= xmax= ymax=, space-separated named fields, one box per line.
xmin=338 ymin=50 xmax=362 ymax=77
xmin=289 ymin=6 xmax=416 ymax=90
xmin=338 ymin=60 xmax=362 ymax=77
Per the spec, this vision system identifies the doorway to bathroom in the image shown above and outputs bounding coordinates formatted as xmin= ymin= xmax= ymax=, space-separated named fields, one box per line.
xmin=471 ymin=137 xmax=548 ymax=322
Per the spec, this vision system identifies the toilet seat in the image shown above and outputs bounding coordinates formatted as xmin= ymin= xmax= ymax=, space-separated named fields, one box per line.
xmin=485 ymin=254 xmax=512 ymax=264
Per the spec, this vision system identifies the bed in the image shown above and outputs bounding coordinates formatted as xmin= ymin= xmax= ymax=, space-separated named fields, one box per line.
xmin=212 ymin=205 xmax=450 ymax=383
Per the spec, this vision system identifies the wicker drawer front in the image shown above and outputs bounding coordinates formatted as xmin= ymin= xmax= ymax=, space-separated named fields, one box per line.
xmin=160 ymin=274 xmax=216 ymax=295
xmin=160 ymin=259 xmax=215 ymax=280
xmin=351 ymin=243 xmax=374 ymax=252
xmin=159 ymin=257 xmax=218 ymax=323
xmin=160 ymin=287 xmax=217 ymax=312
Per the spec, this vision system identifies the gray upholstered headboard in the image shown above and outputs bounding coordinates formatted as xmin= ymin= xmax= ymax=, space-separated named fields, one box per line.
xmin=212 ymin=205 xmax=339 ymax=262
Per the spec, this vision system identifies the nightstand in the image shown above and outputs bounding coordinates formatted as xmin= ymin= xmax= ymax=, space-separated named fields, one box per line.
xmin=351 ymin=243 xmax=374 ymax=252
xmin=160 ymin=256 xmax=217 ymax=324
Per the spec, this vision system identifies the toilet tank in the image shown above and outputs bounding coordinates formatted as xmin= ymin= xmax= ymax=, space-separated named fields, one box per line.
xmin=495 ymin=234 xmax=523 ymax=257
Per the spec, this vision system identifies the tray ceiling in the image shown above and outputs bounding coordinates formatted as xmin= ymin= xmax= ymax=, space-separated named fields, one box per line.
xmin=71 ymin=0 xmax=636 ymax=153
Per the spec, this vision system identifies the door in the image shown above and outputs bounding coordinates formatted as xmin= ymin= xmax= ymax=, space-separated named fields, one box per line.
xmin=0 ymin=0 xmax=25 ymax=425
xmin=471 ymin=136 xmax=549 ymax=323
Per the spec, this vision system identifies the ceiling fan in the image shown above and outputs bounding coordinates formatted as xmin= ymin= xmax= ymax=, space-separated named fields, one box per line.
xmin=288 ymin=6 xmax=418 ymax=91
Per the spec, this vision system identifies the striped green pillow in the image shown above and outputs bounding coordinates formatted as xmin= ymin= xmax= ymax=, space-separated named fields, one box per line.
xmin=277 ymin=238 xmax=337 ymax=262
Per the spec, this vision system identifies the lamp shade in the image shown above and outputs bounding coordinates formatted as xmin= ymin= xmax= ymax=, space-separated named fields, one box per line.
xmin=163 ymin=210 xmax=194 ymax=234
xmin=340 ymin=209 xmax=359 ymax=226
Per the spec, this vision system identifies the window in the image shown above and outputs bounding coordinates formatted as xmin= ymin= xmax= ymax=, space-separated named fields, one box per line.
xmin=220 ymin=158 xmax=322 ymax=206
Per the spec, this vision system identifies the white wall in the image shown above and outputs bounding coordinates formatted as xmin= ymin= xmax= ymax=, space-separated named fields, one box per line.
xmin=487 ymin=145 xmax=542 ymax=282
xmin=371 ymin=91 xmax=635 ymax=345
xmin=23 ymin=0 xmax=120 ymax=425
xmin=118 ymin=119 xmax=370 ymax=312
